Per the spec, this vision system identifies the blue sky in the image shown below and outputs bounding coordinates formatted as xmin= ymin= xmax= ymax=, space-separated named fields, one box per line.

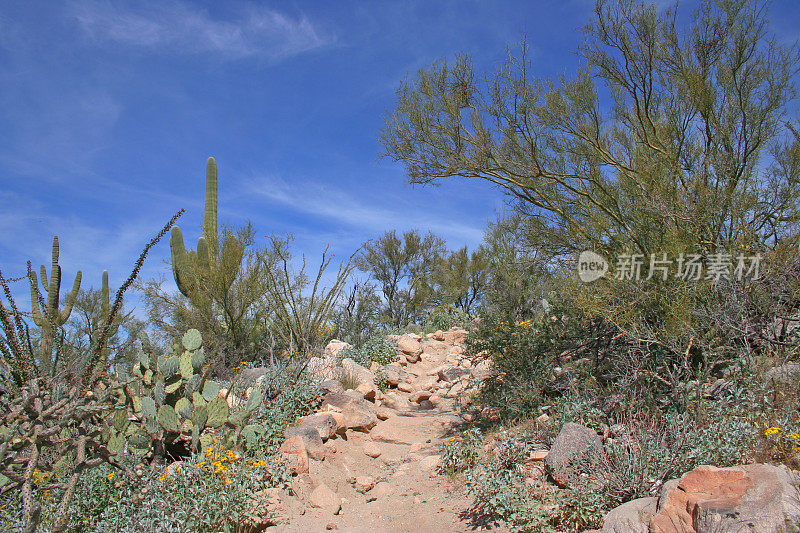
xmin=1 ymin=0 xmax=799 ymax=311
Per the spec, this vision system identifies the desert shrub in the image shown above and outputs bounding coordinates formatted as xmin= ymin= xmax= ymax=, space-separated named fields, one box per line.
xmin=466 ymin=303 xmax=587 ymax=420
xmin=557 ymin=482 xmax=608 ymax=531
xmin=440 ymin=427 xmax=483 ymax=476
xmin=80 ymin=445 xmax=282 ymax=532
xmin=251 ymin=371 xmax=322 ymax=454
xmin=340 ymin=335 xmax=396 ymax=367
xmin=423 ymin=305 xmax=472 ymax=333
xmin=466 ymin=463 xmax=553 ymax=532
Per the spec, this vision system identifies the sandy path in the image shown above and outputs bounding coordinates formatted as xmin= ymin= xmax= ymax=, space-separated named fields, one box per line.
xmin=266 ymin=336 xmax=509 ymax=533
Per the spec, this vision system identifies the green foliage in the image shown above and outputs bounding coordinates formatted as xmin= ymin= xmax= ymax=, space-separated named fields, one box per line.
xmin=331 ymin=281 xmax=383 ymax=346
xmin=340 ymin=335 xmax=396 ymax=367
xmin=382 ymin=0 xmax=800 ymax=377
xmin=423 ymin=305 xmax=472 ymax=333
xmin=119 ymin=329 xmax=261 ymax=460
xmin=465 ymin=303 xmax=583 ymax=420
xmin=260 ymin=236 xmax=357 ymax=359
xmin=430 ymin=246 xmax=489 ymax=314
xmin=466 ymin=462 xmax=554 ymax=532
xmin=357 ymin=229 xmax=446 ymax=328
xmin=440 ymin=427 xmax=483 ymax=476
xmin=250 ymin=369 xmax=323 ymax=454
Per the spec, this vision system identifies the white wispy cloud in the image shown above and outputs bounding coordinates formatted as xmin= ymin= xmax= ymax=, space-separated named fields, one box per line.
xmin=69 ymin=1 xmax=331 ymax=60
xmin=242 ymin=175 xmax=485 ymax=246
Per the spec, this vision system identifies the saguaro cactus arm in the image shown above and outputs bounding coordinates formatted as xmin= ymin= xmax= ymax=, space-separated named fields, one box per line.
xmin=29 ymin=236 xmax=81 ymax=329
xmin=202 ymin=157 xmax=218 ymax=247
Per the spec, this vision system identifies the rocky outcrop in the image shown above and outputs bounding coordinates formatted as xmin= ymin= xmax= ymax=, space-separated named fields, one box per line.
xmin=649 ymin=463 xmax=800 ymax=533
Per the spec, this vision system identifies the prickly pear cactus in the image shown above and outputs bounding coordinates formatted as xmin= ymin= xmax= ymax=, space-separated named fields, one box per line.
xmin=117 ymin=329 xmax=263 ymax=459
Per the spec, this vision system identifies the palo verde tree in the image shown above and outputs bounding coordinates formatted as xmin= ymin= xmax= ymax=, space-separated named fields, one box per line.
xmin=381 ymin=0 xmax=800 ymax=365
xmin=357 ymin=230 xmax=446 ymax=328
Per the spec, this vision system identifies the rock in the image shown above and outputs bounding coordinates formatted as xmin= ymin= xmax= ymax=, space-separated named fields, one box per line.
xmin=470 ymin=359 xmax=494 ymax=381
xmin=218 ymin=389 xmax=243 ymax=408
xmin=321 ymin=393 xmax=377 ymax=431
xmin=356 ymin=382 xmax=378 ymax=402
xmin=354 ymin=475 xmax=375 ymax=493
xmin=376 ymin=407 xmax=392 ymax=420
xmin=297 ymin=413 xmax=340 ymax=441
xmin=413 ymin=376 xmax=439 ymax=391
xmin=308 ymin=356 xmax=337 ymax=381
xmin=409 ymin=390 xmax=432 ymax=403
xmin=420 ymin=455 xmax=441 ymax=471
xmin=309 ymin=483 xmax=341 ymax=515
xmin=326 ymin=523 xmax=338 ymax=530
xmin=765 ymin=362 xmax=800 ymax=387
xmin=650 ymin=463 xmax=800 ymax=532
xmin=239 ymin=367 xmax=268 ymax=385
xmin=280 ymin=436 xmax=309 ymax=474
xmin=442 ymin=328 xmax=468 ymax=345
xmin=319 ymin=380 xmax=344 ymax=394
xmin=341 ymin=358 xmax=375 ymax=386
xmin=378 ymin=365 xmax=408 ymax=387
xmin=448 ymin=381 xmax=469 ymax=396
xmin=372 ymin=482 xmax=393 ymax=499
xmin=324 ymin=440 xmax=337 ymax=458
xmin=432 ymin=330 xmax=445 ymax=341
xmin=438 ymin=367 xmax=471 ymax=383
xmin=363 ymin=442 xmax=382 ymax=458
xmin=380 ymin=392 xmax=412 ymax=411
xmin=545 ymin=423 xmax=603 ymax=487
xmin=405 ymin=352 xmax=421 ymax=364
xmin=284 ymin=425 xmax=325 ymax=461
xmin=418 ymin=399 xmax=434 ymax=410
xmin=536 ymin=413 xmax=550 ymax=425
xmin=397 ymin=382 xmax=414 ymax=393
xmin=602 ymin=497 xmax=656 ymax=533
xmin=324 ymin=339 xmax=352 ymax=359
xmin=397 ymin=334 xmax=423 ymax=356
xmin=530 ymin=450 xmax=549 ymax=461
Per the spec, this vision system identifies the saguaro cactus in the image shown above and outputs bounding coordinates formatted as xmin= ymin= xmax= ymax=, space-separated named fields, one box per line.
xmin=169 ymin=157 xmax=243 ymax=300
xmin=29 ymin=236 xmax=82 ymax=360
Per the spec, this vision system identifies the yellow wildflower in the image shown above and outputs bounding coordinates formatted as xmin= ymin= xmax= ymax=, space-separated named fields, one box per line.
xmin=107 ymin=472 xmax=115 ymax=481
xmin=789 ymin=434 xmax=800 ymax=440
xmin=765 ymin=426 xmax=781 ymax=436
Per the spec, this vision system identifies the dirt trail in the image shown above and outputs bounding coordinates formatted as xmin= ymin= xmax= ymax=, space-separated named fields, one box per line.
xmin=266 ymin=334 xmax=509 ymax=533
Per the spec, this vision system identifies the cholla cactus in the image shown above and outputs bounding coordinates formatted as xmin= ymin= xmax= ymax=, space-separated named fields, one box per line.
xmin=0 ymin=377 xmax=130 ymax=533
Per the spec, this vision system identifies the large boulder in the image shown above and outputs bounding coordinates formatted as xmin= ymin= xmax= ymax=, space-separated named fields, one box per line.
xmin=545 ymin=422 xmax=603 ymax=487
xmin=284 ymin=425 xmax=325 ymax=460
xmin=376 ymin=364 xmax=409 ymax=387
xmin=650 ymin=463 xmax=800 ymax=533
xmin=470 ymin=359 xmax=495 ymax=381
xmin=238 ymin=367 xmax=268 ymax=386
xmin=442 ymin=328 xmax=468 ymax=345
xmin=397 ymin=334 xmax=423 ymax=357
xmin=438 ymin=366 xmax=471 ymax=383
xmin=279 ymin=436 xmax=309 ymax=474
xmin=321 ymin=392 xmax=377 ymax=431
xmin=341 ymin=358 xmax=375 ymax=386
xmin=324 ymin=339 xmax=352 ymax=359
xmin=602 ymin=497 xmax=656 ymax=533
xmin=308 ymin=483 xmax=341 ymax=515
xmin=296 ymin=412 xmax=341 ymax=441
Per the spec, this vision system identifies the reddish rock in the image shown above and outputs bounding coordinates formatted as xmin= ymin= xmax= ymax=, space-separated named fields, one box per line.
xmin=650 ymin=464 xmax=800 ymax=532
xmin=280 ymin=436 xmax=309 ymax=474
